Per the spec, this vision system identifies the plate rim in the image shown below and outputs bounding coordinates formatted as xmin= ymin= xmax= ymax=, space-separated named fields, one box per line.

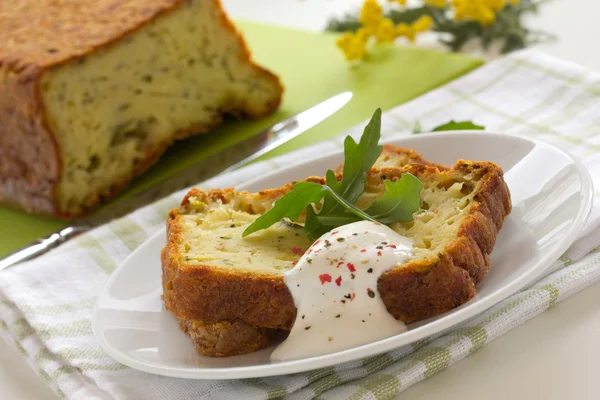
xmin=92 ymin=131 xmax=594 ymax=379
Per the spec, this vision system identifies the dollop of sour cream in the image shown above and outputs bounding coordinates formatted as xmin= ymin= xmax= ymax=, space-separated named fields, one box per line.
xmin=270 ymin=220 xmax=413 ymax=361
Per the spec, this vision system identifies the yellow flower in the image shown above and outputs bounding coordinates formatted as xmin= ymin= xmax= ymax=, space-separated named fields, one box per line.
xmin=451 ymin=0 xmax=514 ymax=26
xmin=336 ymin=32 xmax=354 ymax=50
xmin=395 ymin=23 xmax=409 ymax=36
xmin=424 ymin=0 xmax=447 ymax=8
xmin=360 ymin=0 xmax=383 ymax=28
xmin=375 ymin=18 xmax=396 ymax=42
xmin=477 ymin=5 xmax=496 ymax=26
xmin=337 ymin=0 xmax=524 ymax=62
xmin=356 ymin=28 xmax=372 ymax=42
xmin=394 ymin=15 xmax=432 ymax=43
xmin=412 ymin=15 xmax=433 ymax=32
xmin=336 ymin=31 xmax=369 ymax=61
xmin=395 ymin=23 xmax=416 ymax=42
xmin=359 ymin=23 xmax=377 ymax=36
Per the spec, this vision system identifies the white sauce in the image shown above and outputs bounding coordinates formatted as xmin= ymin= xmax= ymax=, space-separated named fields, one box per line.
xmin=270 ymin=221 xmax=412 ymax=361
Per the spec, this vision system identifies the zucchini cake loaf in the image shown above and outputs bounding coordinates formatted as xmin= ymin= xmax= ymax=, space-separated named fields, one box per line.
xmin=0 ymin=0 xmax=282 ymax=218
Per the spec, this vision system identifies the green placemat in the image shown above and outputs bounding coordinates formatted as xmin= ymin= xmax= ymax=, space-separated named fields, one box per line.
xmin=1 ymin=22 xmax=482 ymax=257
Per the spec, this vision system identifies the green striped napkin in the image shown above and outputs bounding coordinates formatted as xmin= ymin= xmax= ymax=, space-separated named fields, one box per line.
xmin=2 ymin=49 xmax=600 ymax=400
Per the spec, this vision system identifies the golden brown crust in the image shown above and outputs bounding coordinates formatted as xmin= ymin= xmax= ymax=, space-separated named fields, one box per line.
xmin=0 ymin=65 xmax=61 ymax=216
xmin=376 ymin=162 xmax=512 ymax=322
xmin=334 ymin=144 xmax=446 ymax=174
xmin=178 ymin=318 xmax=283 ymax=357
xmin=0 ymin=0 xmax=283 ymax=219
xmin=0 ymin=1 xmax=179 ymax=71
xmin=162 ymin=157 xmax=512 ymax=329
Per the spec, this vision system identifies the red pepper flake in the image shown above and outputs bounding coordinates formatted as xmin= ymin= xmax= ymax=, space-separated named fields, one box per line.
xmin=336 ymin=261 xmax=344 ymax=268
xmin=335 ymin=276 xmax=342 ymax=286
xmin=319 ymin=274 xmax=332 ymax=284
xmin=351 ymin=293 xmax=356 ymax=301
xmin=291 ymin=260 xmax=298 ymax=266
xmin=331 ymin=231 xmax=339 ymax=235
xmin=312 ymin=240 xmax=320 ymax=247
xmin=291 ymin=247 xmax=304 ymax=255
xmin=360 ymin=249 xmax=367 ymax=253
xmin=386 ymin=244 xmax=397 ymax=249
xmin=434 ymin=208 xmax=439 ymax=214
xmin=377 ymin=251 xmax=382 ymax=256
xmin=347 ymin=263 xmax=356 ymax=272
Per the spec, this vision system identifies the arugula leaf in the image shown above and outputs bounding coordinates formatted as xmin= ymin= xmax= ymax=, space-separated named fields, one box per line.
xmin=296 ymin=108 xmax=384 ymax=240
xmin=304 ymin=185 xmax=378 ymax=240
xmin=242 ymin=108 xmax=424 ymax=241
xmin=289 ymin=175 xmax=422 ymax=240
xmin=242 ymin=182 xmax=325 ymax=237
xmin=322 ymin=108 xmax=383 ymax=213
xmin=362 ymin=174 xmax=423 ymax=224
xmin=413 ymin=120 xmax=485 ymax=134
xmin=322 ymin=186 xmax=377 ymax=222
xmin=243 ymin=181 xmax=377 ymax=240
xmin=304 ymin=206 xmax=326 ymax=241
xmin=430 ymin=120 xmax=485 ymax=132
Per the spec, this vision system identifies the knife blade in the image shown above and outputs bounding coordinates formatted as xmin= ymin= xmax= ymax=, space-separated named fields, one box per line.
xmin=0 ymin=91 xmax=353 ymax=270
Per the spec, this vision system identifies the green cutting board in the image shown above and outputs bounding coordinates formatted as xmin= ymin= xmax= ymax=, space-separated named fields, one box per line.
xmin=0 ymin=22 xmax=482 ymax=257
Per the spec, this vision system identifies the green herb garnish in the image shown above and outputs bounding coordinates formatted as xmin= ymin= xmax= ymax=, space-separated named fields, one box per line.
xmin=362 ymin=177 xmax=423 ymax=223
xmin=242 ymin=109 xmax=423 ymax=241
xmin=413 ymin=120 xmax=485 ymax=134
xmin=431 ymin=120 xmax=485 ymax=132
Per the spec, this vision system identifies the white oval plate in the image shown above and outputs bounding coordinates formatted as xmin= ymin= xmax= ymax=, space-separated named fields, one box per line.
xmin=92 ymin=132 xmax=593 ymax=379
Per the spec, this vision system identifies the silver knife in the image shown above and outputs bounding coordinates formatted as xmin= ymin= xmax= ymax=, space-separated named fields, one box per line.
xmin=0 ymin=91 xmax=353 ymax=270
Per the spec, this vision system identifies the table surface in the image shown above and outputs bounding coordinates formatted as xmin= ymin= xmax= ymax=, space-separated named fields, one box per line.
xmin=3 ymin=0 xmax=600 ymax=399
